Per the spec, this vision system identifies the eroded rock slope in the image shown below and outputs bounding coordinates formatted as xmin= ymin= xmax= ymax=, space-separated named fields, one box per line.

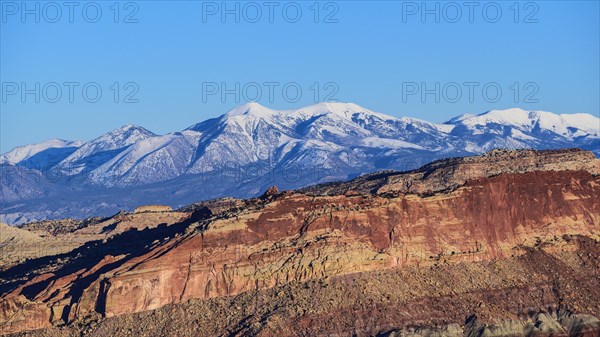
xmin=1 ymin=149 xmax=599 ymax=336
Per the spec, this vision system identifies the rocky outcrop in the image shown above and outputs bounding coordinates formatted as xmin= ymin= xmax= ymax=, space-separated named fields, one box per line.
xmin=4 ymin=235 xmax=598 ymax=337
xmin=133 ymin=205 xmax=173 ymax=214
xmin=1 ymin=149 xmax=599 ymax=336
xmin=301 ymin=148 xmax=600 ymax=196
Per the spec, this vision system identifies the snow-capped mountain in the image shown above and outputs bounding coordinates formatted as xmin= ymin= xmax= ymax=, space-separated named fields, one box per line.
xmin=54 ymin=124 xmax=156 ymax=176
xmin=449 ymin=108 xmax=599 ymax=138
xmin=87 ymin=131 xmax=200 ymax=186
xmin=445 ymin=108 xmax=600 ymax=153
xmin=0 ymin=139 xmax=83 ymax=170
xmin=1 ymin=103 xmax=598 ymax=224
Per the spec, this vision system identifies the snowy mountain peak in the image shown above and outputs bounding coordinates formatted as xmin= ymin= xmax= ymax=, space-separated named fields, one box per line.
xmin=448 ymin=108 xmax=599 ymax=137
xmin=3 ymin=103 xmax=599 ymax=189
xmin=95 ymin=125 xmax=157 ymax=145
xmin=112 ymin=124 xmax=155 ymax=135
xmin=54 ymin=124 xmax=157 ymax=175
xmin=225 ymin=102 xmax=273 ymax=117
xmin=220 ymin=102 xmax=388 ymax=122
xmin=295 ymin=102 xmax=395 ymax=122
xmin=301 ymin=102 xmax=359 ymax=112
xmin=2 ymin=103 xmax=599 ymax=224
xmin=0 ymin=139 xmax=83 ymax=165
xmin=443 ymin=108 xmax=528 ymax=125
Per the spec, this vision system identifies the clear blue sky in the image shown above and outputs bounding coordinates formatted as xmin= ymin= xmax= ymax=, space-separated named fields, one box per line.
xmin=1 ymin=0 xmax=599 ymax=153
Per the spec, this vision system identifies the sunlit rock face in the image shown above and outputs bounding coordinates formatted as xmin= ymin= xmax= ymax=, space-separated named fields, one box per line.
xmin=1 ymin=149 xmax=599 ymax=336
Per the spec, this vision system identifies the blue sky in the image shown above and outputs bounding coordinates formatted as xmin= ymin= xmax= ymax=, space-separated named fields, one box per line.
xmin=1 ymin=0 xmax=599 ymax=153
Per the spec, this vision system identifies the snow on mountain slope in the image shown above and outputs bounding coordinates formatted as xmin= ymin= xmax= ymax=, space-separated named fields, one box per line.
xmin=447 ymin=108 xmax=599 ymax=138
xmin=88 ymin=131 xmax=201 ymax=187
xmin=0 ymin=139 xmax=83 ymax=166
xmin=55 ymin=125 xmax=156 ymax=175
xmin=359 ymin=137 xmax=425 ymax=149
xmin=0 ymin=165 xmax=65 ymax=203
xmin=1 ymin=103 xmax=599 ymax=224
xmin=445 ymin=108 xmax=600 ymax=152
xmin=185 ymin=102 xmax=436 ymax=175
xmin=187 ymin=103 xmax=291 ymax=173
xmin=3 ymin=104 xmax=598 ymax=185
xmin=533 ymin=111 xmax=599 ymax=138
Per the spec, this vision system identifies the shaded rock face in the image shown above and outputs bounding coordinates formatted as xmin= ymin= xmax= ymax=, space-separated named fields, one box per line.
xmin=1 ymin=149 xmax=599 ymax=336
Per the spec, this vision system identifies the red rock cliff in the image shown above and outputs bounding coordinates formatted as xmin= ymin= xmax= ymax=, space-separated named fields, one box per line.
xmin=1 ymin=149 xmax=599 ymax=335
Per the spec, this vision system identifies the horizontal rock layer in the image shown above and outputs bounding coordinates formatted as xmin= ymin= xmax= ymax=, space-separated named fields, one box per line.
xmin=1 ymin=149 xmax=599 ymax=336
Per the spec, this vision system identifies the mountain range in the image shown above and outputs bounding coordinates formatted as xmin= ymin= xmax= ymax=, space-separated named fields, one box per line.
xmin=1 ymin=102 xmax=599 ymax=224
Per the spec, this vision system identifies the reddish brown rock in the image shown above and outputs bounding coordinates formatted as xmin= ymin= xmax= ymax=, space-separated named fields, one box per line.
xmin=1 ymin=149 xmax=599 ymax=336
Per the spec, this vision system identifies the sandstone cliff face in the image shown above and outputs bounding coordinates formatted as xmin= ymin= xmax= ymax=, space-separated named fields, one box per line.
xmin=301 ymin=148 xmax=600 ymax=196
xmin=4 ymin=236 xmax=599 ymax=337
xmin=1 ymin=149 xmax=599 ymax=336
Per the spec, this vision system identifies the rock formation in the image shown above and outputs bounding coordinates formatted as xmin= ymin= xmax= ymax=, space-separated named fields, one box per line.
xmin=1 ymin=149 xmax=599 ymax=336
xmin=133 ymin=205 xmax=173 ymax=214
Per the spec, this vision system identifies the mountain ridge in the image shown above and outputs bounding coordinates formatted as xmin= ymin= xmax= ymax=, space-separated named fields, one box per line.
xmin=4 ymin=103 xmax=598 ymax=162
xmin=1 ymin=103 xmax=599 ymax=224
